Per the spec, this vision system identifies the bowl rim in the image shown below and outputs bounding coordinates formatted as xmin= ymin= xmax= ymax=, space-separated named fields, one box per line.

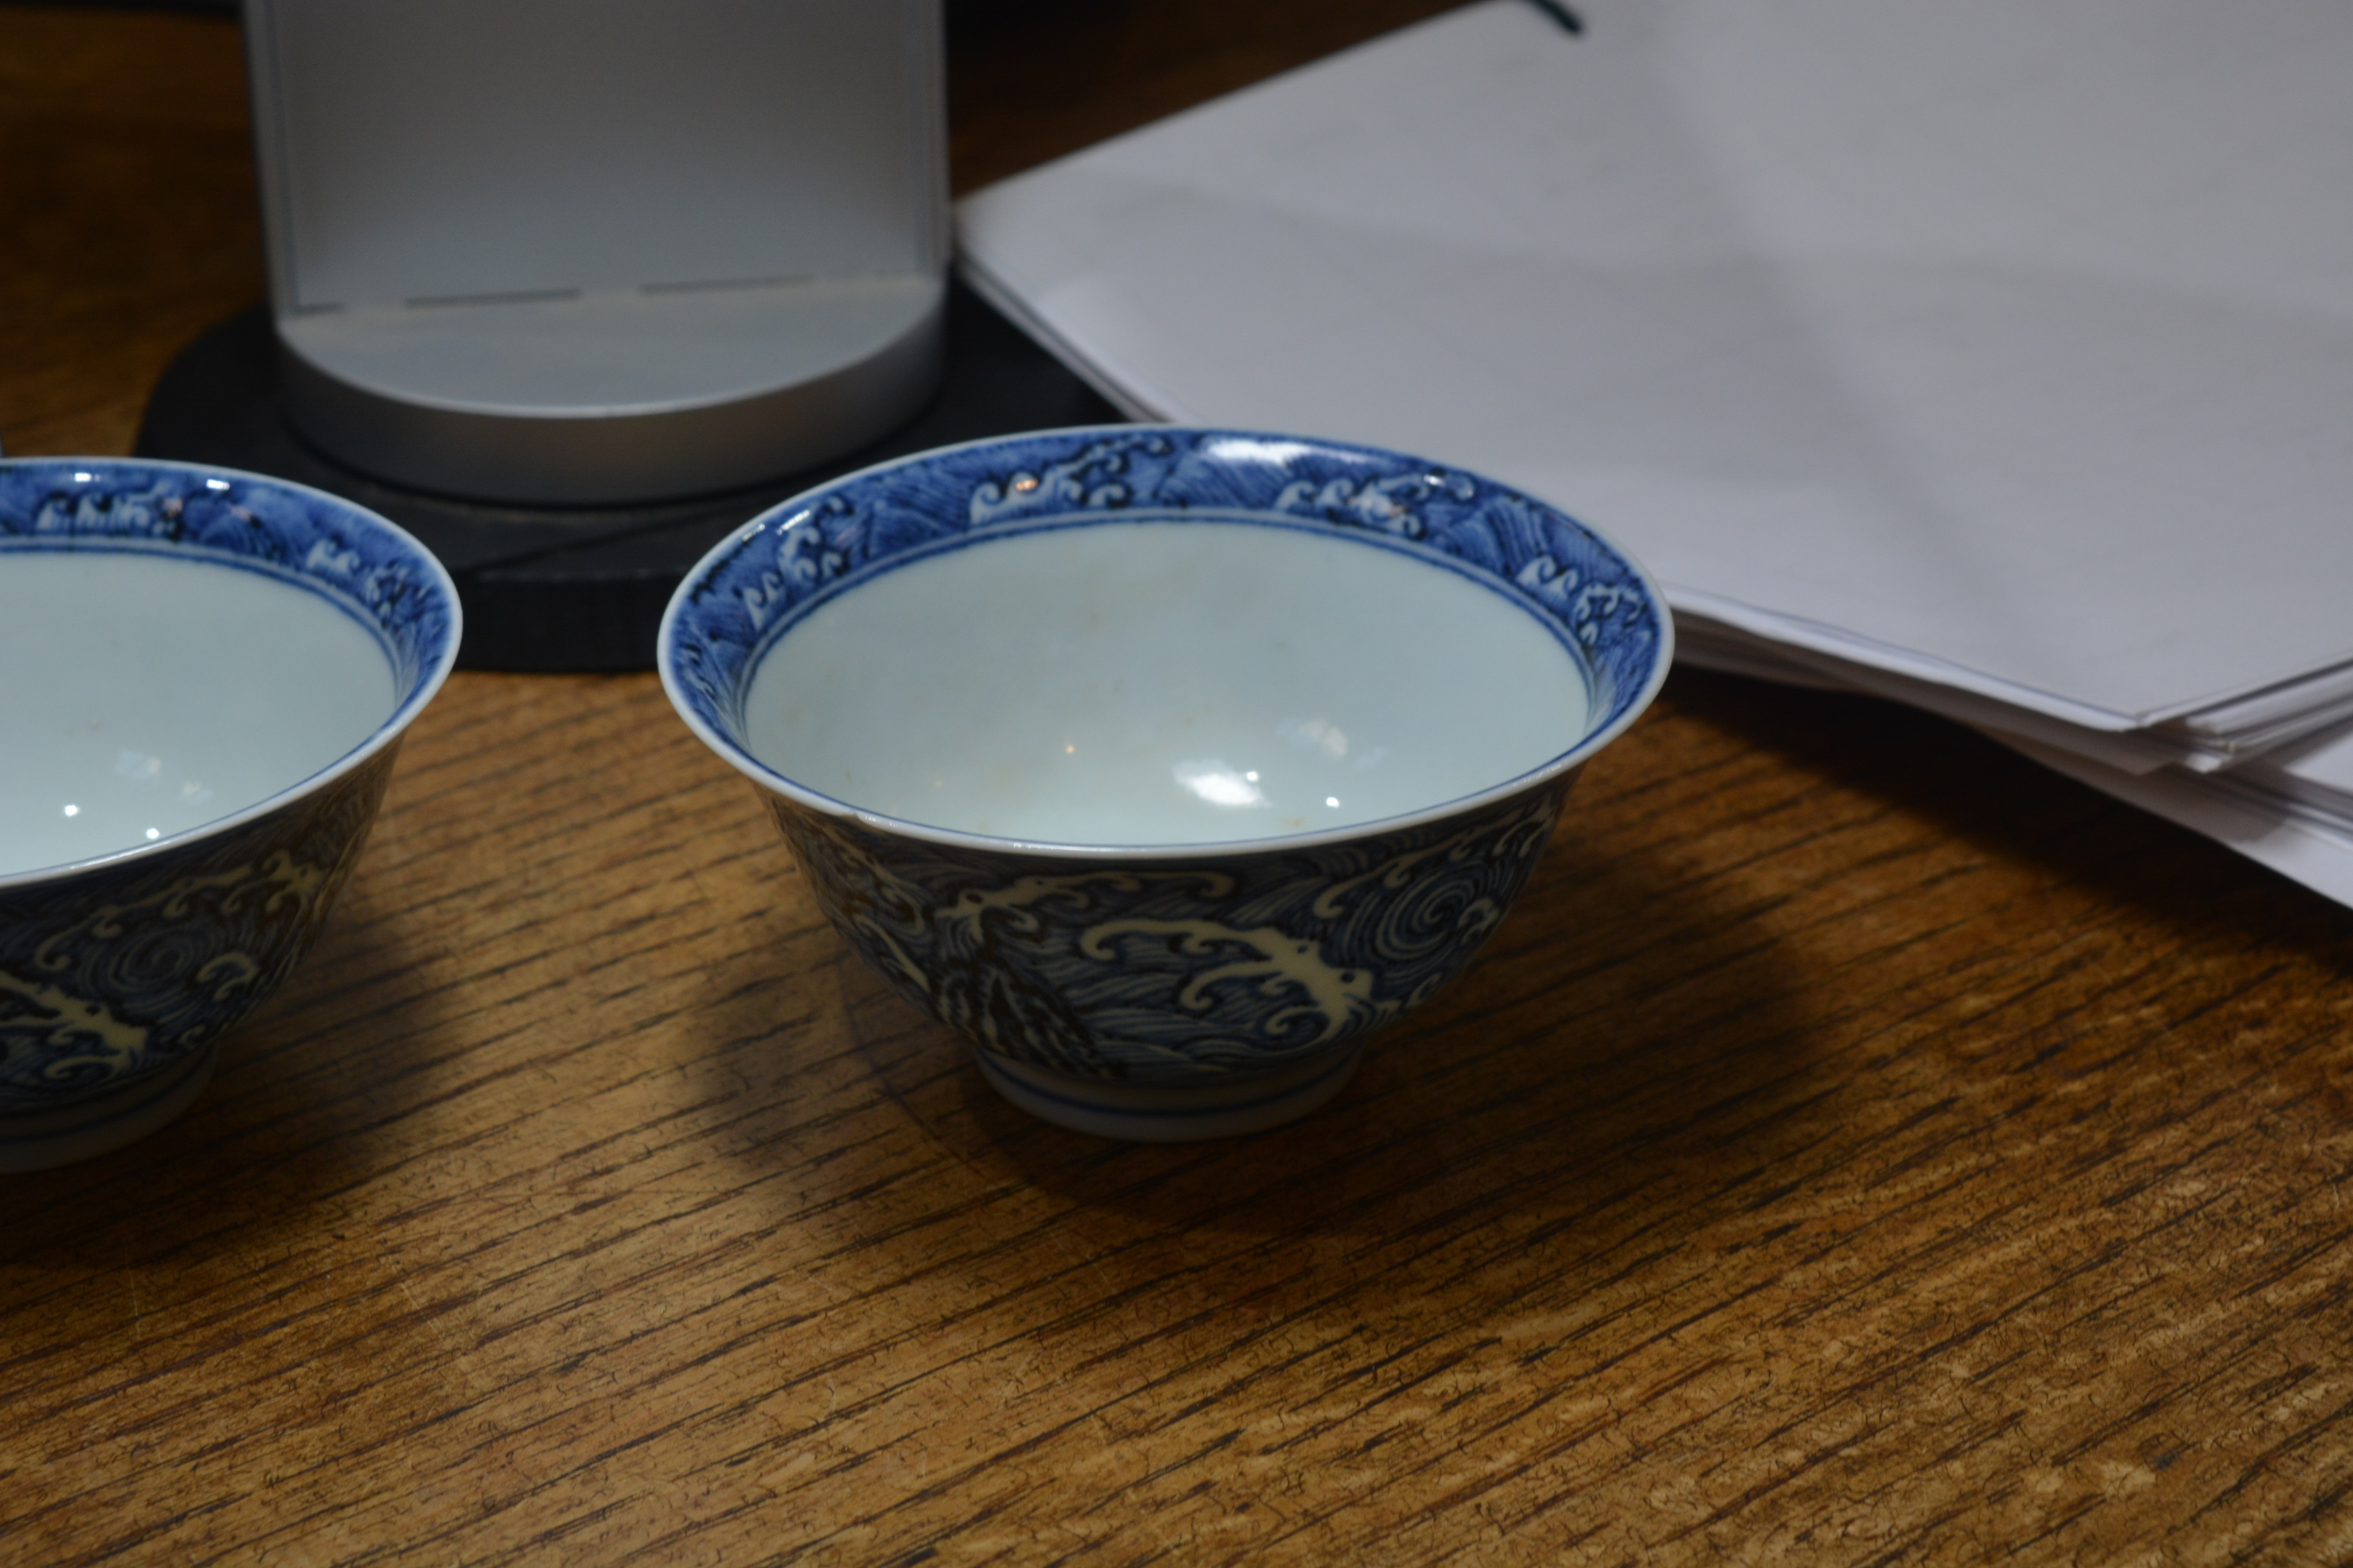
xmin=658 ymin=425 xmax=1675 ymax=860
xmin=0 ymin=456 xmax=463 ymax=892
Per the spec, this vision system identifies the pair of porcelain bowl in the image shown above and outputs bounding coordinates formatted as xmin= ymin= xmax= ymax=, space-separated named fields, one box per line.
xmin=0 ymin=430 xmax=1670 ymax=1169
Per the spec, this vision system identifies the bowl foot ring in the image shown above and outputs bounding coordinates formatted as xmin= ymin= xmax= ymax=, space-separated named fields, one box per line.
xmin=974 ymin=1045 xmax=1362 ymax=1142
xmin=0 ymin=1046 xmax=219 ymax=1173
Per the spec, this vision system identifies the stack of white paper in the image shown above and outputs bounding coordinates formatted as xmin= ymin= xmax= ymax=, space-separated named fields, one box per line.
xmin=957 ymin=0 xmax=2353 ymax=906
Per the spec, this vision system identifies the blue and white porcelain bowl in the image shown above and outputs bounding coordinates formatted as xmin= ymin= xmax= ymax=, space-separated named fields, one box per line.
xmin=660 ymin=428 xmax=1669 ymax=1140
xmin=0 ymin=458 xmax=459 ymax=1170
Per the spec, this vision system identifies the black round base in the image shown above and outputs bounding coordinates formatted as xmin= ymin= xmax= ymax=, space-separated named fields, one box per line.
xmin=132 ymin=281 xmax=1125 ymax=671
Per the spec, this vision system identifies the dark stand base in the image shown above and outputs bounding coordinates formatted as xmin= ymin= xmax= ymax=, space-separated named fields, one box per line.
xmin=133 ymin=281 xmax=1125 ymax=670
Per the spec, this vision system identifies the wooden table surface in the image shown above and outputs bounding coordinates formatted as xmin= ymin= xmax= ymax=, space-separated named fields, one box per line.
xmin=6 ymin=5 xmax=2351 ymax=1563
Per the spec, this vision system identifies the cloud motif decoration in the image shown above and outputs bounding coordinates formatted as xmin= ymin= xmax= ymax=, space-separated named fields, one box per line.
xmin=765 ymin=787 xmax=1567 ymax=1082
xmin=0 ymin=753 xmax=394 ymax=1112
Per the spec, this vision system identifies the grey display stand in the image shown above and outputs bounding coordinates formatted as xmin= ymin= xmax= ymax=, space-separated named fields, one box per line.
xmin=135 ymin=281 xmax=1125 ymax=670
xmin=242 ymin=0 xmax=949 ymax=504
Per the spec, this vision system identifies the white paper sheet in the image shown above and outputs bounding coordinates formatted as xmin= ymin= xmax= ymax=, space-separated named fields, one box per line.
xmin=959 ymin=0 xmax=2353 ymax=739
xmin=2003 ymin=735 xmax=2353 ymax=909
xmin=1677 ymin=615 xmax=2353 ymax=906
xmin=2238 ymin=719 xmax=2353 ymax=823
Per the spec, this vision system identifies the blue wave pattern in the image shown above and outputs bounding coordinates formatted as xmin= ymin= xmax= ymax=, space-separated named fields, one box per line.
xmin=766 ymin=782 xmax=1570 ymax=1082
xmin=0 ymin=460 xmax=454 ymax=1114
xmin=0 ymin=461 xmax=453 ymax=689
xmin=0 ymin=752 xmax=395 ymax=1110
xmin=670 ymin=429 xmax=1663 ymax=745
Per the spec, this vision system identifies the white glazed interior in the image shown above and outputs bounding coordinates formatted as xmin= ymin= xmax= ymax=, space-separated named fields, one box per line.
xmin=742 ymin=520 xmax=1592 ymax=846
xmin=0 ymin=550 xmax=399 ymax=877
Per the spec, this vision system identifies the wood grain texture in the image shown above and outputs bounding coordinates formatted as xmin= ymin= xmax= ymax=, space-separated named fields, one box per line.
xmin=4 ymin=6 xmax=2351 ymax=1563
xmin=0 ymin=6 xmax=265 ymax=460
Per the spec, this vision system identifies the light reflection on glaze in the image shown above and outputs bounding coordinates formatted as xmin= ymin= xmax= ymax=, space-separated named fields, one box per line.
xmin=1174 ymin=760 xmax=1268 ymax=810
xmin=0 ymin=553 xmax=394 ymax=876
xmin=741 ymin=521 xmax=1589 ymax=846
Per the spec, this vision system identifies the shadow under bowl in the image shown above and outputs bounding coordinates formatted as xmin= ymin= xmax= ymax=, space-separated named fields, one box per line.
xmin=660 ymin=427 xmax=1670 ymax=1140
xmin=0 ymin=458 xmax=459 ymax=1170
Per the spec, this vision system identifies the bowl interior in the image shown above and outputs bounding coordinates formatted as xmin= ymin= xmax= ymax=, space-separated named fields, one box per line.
xmin=0 ymin=461 xmax=458 ymax=880
xmin=744 ymin=518 xmax=1591 ymax=845
xmin=665 ymin=428 xmax=1670 ymax=850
